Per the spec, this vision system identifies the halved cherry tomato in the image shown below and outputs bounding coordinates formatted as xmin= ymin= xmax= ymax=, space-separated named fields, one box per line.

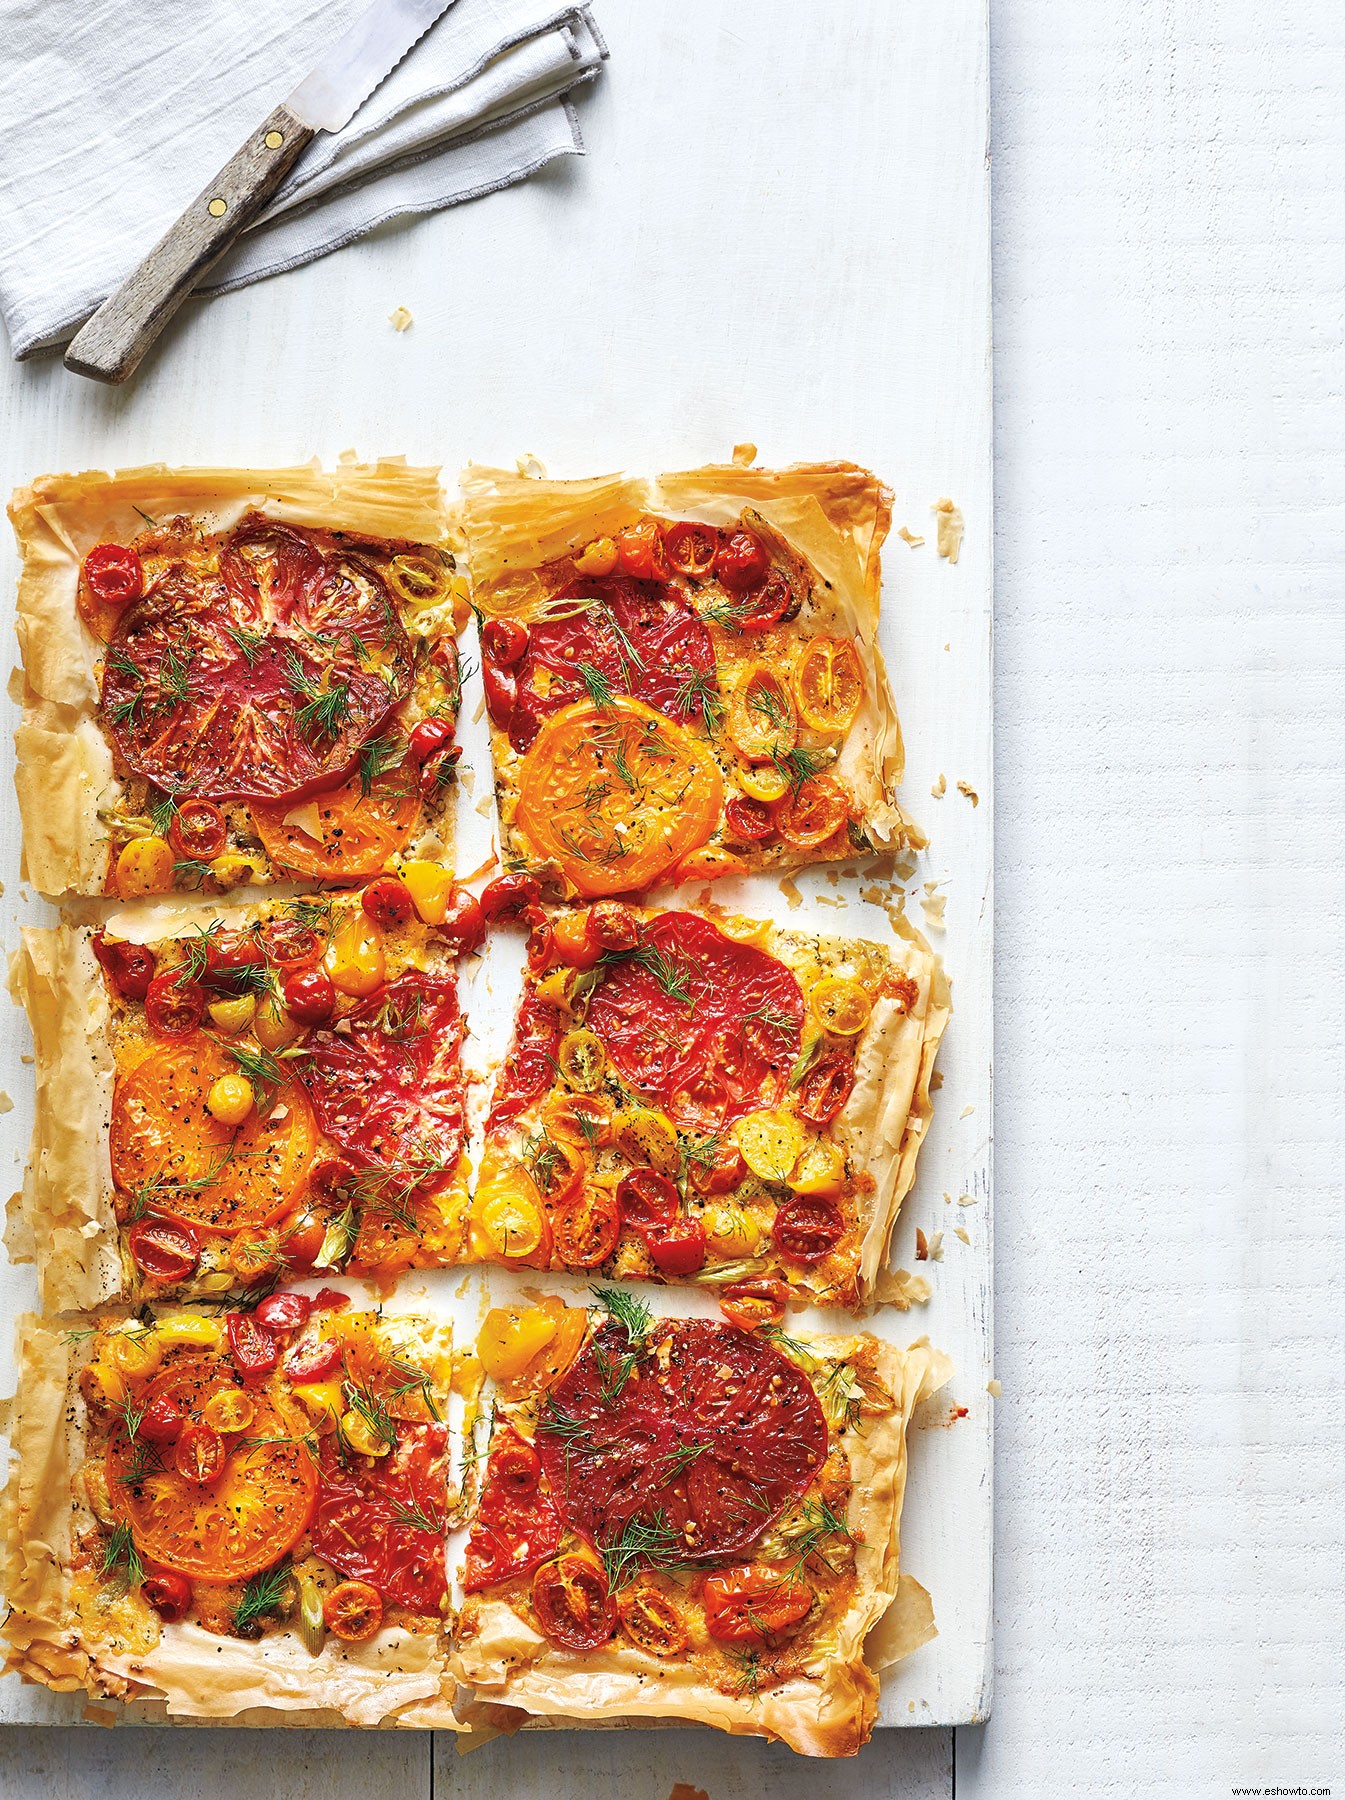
xmin=436 ymin=886 xmax=486 ymax=956
xmin=227 ymin=1312 xmax=279 ymax=1378
xmin=553 ymin=1186 xmax=621 ymax=1269
xmin=140 ymin=1395 xmax=186 ymax=1443
xmin=714 ymin=529 xmax=770 ymax=593
xmin=586 ymin=899 xmax=642 ymax=951
xmin=493 ymin=1436 xmax=542 ymax=1496
xmin=201 ymin=930 xmax=266 ymax=986
xmin=643 ymin=1216 xmax=707 ymax=1275
xmin=142 ymin=1570 xmax=192 ymax=1623
xmin=808 ymin=976 xmax=872 ymax=1037
xmin=202 ymin=1388 xmax=257 ymax=1435
xmin=529 ymin=1134 xmax=584 ymax=1210
xmin=663 ymin=521 xmax=718 ymax=579
xmin=481 ymin=872 xmax=542 ymax=922
xmin=280 ymin=1208 xmax=326 ymax=1267
xmin=614 ymin=519 xmax=665 ymax=580
xmin=525 ymin=918 xmax=555 ymax=972
xmin=725 ymin=794 xmax=774 ymax=842
xmin=324 ymin=1579 xmax=383 ymax=1642
xmin=532 ymin=1554 xmax=616 ymax=1650
xmin=282 ymin=966 xmax=336 ymax=1026
xmin=548 ymin=910 xmax=602 ymax=968
xmin=92 ymin=933 xmax=156 ymax=1001
xmin=408 ymin=716 xmax=454 ymax=765
xmin=546 ymin=1092 xmax=614 ymax=1148
xmin=84 ymin=544 xmax=143 ymax=607
xmin=771 ymin=775 xmax=849 ymax=849
xmin=616 ymin=1168 xmax=679 ymax=1231
xmin=285 ymin=1337 xmax=343 ymax=1383
xmin=472 ymin=1153 xmax=552 ymax=1265
xmin=726 ymin=666 xmax=797 ymax=763
xmin=174 ymin=1424 xmax=226 ymax=1486
xmin=228 ymin=1227 xmax=282 ymax=1282
xmin=144 ymin=972 xmax=206 ymax=1038
xmin=771 ymin=1196 xmax=845 ymax=1264
xmin=252 ymin=777 xmax=418 ymax=882
xmin=793 ymin=636 xmax=863 ymax=733
xmin=482 ymin=660 xmax=518 ymax=726
xmin=419 ymin=744 xmax=459 ymax=801
xmin=127 ymin=1218 xmax=199 ymax=1282
xmin=701 ymin=1565 xmax=812 ymax=1646
xmin=361 ymin=876 xmax=414 ymax=929
xmin=733 ymin=565 xmax=804 ymax=634
xmin=617 ymin=1583 xmax=688 ymax=1657
xmin=168 ymin=800 xmax=226 ymax=862
xmin=687 ymin=1141 xmax=747 ymax=1196
xmin=255 ymin=1292 xmax=311 ymax=1333
xmin=719 ymin=1276 xmax=789 ymax=1331
xmin=796 ymin=1051 xmax=856 ymax=1125
xmin=483 ymin=618 xmax=530 ymax=665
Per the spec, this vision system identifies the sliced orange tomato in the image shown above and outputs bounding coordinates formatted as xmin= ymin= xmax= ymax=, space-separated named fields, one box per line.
xmin=544 ymin=1091 xmax=615 ymax=1148
xmin=617 ymin=1582 xmax=689 ymax=1656
xmin=109 ymin=1360 xmax=315 ymax=1581
xmin=792 ymin=636 xmax=864 ymax=733
xmin=552 ymin=1185 xmax=621 ymax=1269
xmin=701 ymin=1564 xmax=813 ymax=1647
xmin=771 ymin=775 xmax=850 ymax=850
xmin=514 ymin=698 xmax=723 ymax=898
xmin=470 ymin=1147 xmax=552 ymax=1266
xmin=725 ymin=666 xmax=798 ymax=763
xmin=111 ymin=1035 xmax=318 ymax=1235
xmin=476 ymin=1298 xmax=587 ymax=1396
xmin=251 ymin=775 xmax=417 ymax=881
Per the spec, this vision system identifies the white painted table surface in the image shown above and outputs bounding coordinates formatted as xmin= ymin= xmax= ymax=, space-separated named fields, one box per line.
xmin=0 ymin=0 xmax=1341 ymax=1795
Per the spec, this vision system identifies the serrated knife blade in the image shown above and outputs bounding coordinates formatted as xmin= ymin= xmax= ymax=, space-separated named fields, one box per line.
xmin=288 ymin=0 xmax=457 ymax=135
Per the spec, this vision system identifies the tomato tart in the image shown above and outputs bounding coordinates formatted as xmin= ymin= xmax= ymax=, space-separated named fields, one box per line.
xmin=10 ymin=886 xmax=479 ymax=1311
xmin=460 ymin=458 xmax=922 ymax=898
xmin=467 ymin=901 xmax=948 ymax=1307
xmin=455 ymin=1292 xmax=951 ymax=1757
xmin=0 ymin=1300 xmax=461 ymax=1726
xmin=9 ymin=461 xmax=465 ymax=900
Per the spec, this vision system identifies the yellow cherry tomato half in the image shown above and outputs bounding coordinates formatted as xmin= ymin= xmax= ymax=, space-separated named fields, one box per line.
xmin=792 ymin=636 xmax=864 ymax=734
xmin=556 ymin=1028 xmax=607 ymax=1091
xmin=808 ymin=976 xmax=873 ymax=1037
xmin=725 ymin=667 xmax=798 ymax=763
xmin=202 ymin=1387 xmax=257 ymax=1435
xmin=737 ymin=762 xmax=790 ymax=804
xmin=732 ymin=1109 xmax=806 ymax=1183
xmin=612 ymin=1106 xmax=680 ymax=1174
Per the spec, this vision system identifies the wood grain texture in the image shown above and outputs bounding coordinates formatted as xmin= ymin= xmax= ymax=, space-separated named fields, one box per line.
xmin=63 ymin=104 xmax=314 ymax=385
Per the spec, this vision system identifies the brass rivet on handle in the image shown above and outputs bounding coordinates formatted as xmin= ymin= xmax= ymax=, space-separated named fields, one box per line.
xmin=265 ymin=130 xmax=284 ymax=149
xmin=207 ymin=197 xmax=228 ymax=217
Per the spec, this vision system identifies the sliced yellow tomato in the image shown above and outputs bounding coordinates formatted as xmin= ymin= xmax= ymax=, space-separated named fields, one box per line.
xmin=324 ymin=909 xmax=387 ymax=997
xmin=732 ymin=1109 xmax=806 ymax=1183
xmin=470 ymin=1148 xmax=551 ymax=1266
xmin=514 ymin=698 xmax=723 ymax=898
xmin=557 ymin=1027 xmax=608 ymax=1090
xmin=788 ymin=1136 xmax=846 ymax=1197
xmin=737 ymin=762 xmax=790 ymax=803
xmin=771 ymin=775 xmax=850 ymax=850
xmin=808 ymin=976 xmax=872 ymax=1037
xmin=252 ymin=776 xmax=417 ymax=881
xmin=725 ymin=666 xmax=798 ymax=763
xmin=478 ymin=1305 xmax=559 ymax=1381
xmin=104 ymin=1330 xmax=162 ymax=1382
xmin=612 ymin=1106 xmax=680 ymax=1174
xmin=792 ymin=636 xmax=864 ymax=733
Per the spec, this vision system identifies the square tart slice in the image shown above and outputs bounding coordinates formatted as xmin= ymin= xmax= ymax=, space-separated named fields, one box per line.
xmin=1 ymin=1298 xmax=460 ymax=1728
xmin=466 ymin=900 xmax=948 ymax=1309
xmin=455 ymin=1293 xmax=952 ymax=1758
xmin=9 ymin=460 xmax=465 ymax=901
xmin=10 ymin=887 xmax=475 ymax=1312
xmin=460 ymin=458 xmax=923 ymax=900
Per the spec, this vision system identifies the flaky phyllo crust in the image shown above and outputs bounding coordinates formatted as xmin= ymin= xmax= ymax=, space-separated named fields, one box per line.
xmin=0 ymin=1312 xmax=461 ymax=1727
xmin=453 ymin=1335 xmax=952 ymax=1757
xmin=460 ymin=459 xmax=923 ymax=891
xmin=8 ymin=459 xmax=457 ymax=899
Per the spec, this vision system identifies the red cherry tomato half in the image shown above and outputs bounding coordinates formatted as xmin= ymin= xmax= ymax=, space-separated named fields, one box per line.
xmin=92 ymin=933 xmax=156 ymax=1002
xmin=725 ymin=795 xmax=775 ymax=842
xmin=282 ymin=966 xmax=336 ymax=1026
xmin=254 ymin=1292 xmax=311 ymax=1334
xmin=227 ymin=1312 xmax=280 ymax=1378
xmin=493 ymin=1436 xmax=542 ymax=1496
xmin=435 ymin=887 xmax=486 ymax=957
xmin=311 ymin=1286 xmax=351 ymax=1313
xmin=408 ymin=716 xmax=455 ymax=765
xmin=284 ymin=1336 xmax=343 ymax=1383
xmin=173 ymin=1423 xmax=226 ymax=1486
xmin=616 ymin=1167 xmax=680 ymax=1231
xmin=84 ymin=543 xmax=144 ymax=607
xmin=144 ymin=972 xmax=207 ymax=1038
xmin=526 ymin=919 xmax=555 ymax=972
xmin=280 ymin=1209 xmax=326 ymax=1268
xmin=127 ymin=1218 xmax=199 ymax=1282
xmin=663 ymin=521 xmax=719 ymax=579
xmin=482 ymin=618 xmax=530 ymax=666
xmin=687 ymin=1141 xmax=746 ymax=1197
xmin=731 ymin=566 xmax=803 ymax=634
xmin=719 ymin=1276 xmax=790 ymax=1331
xmin=260 ymin=920 xmax=323 ymax=971
xmin=142 ymin=1569 xmax=193 ymax=1622
xmin=796 ymin=1052 xmax=856 ymax=1127
xmin=643 ymin=1216 xmax=708 ymax=1276
xmin=201 ymin=930 xmax=266 ymax=987
xmin=770 ymin=1196 xmax=845 ymax=1265
xmin=168 ymin=800 xmax=226 ymax=863
xmin=532 ymin=1554 xmax=616 ymax=1651
xmin=553 ymin=1187 xmax=621 ymax=1270
xmin=586 ymin=899 xmax=642 ymax=952
xmin=140 ymin=1395 xmax=186 ymax=1444
xmin=361 ymin=876 xmax=414 ymax=929
xmin=701 ymin=1565 xmax=812 ymax=1646
xmin=482 ymin=662 xmax=517 ymax=726
xmin=714 ymin=529 xmax=770 ymax=593
xmin=481 ymin=873 xmax=542 ymax=923
xmin=417 ymin=744 xmax=460 ymax=801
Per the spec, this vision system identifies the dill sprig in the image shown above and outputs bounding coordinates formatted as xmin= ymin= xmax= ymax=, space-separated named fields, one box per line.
xmin=592 ymin=1285 xmax=652 ymax=1344
xmin=358 ymin=733 xmax=407 ymax=798
xmin=225 ymin=624 xmax=266 ymax=666
xmin=576 ymin=661 xmax=615 ymax=708
xmin=233 ymin=1560 xmax=292 ymax=1634
xmin=390 ymin=1499 xmax=447 ymax=1536
xmin=100 ymin=1521 xmax=144 ymax=1590
xmin=741 ymin=999 xmax=797 ymax=1034
xmin=600 ymin=1510 xmax=691 ymax=1593
xmin=605 ymin=943 xmax=695 ymax=1010
xmin=672 ymin=667 xmax=725 ymax=729
xmin=147 ymin=793 xmax=177 ymax=839
xmin=284 ymin=651 xmax=350 ymax=741
xmin=601 ymin=604 xmax=647 ymax=674
xmin=770 ymin=745 xmax=833 ymax=795
xmin=341 ymin=1374 xmax=397 ymax=1455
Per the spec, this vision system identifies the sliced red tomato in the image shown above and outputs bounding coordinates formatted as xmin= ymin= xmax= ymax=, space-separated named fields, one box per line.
xmin=173 ymin=1423 xmax=226 ymax=1485
xmin=506 ymin=578 xmax=719 ymax=752
xmin=362 ymin=876 xmax=414 ymax=929
xmin=532 ymin=1554 xmax=616 ymax=1650
xmin=84 ymin=544 xmax=144 ymax=607
xmin=796 ymin=1051 xmax=856 ymax=1126
xmin=585 ymin=911 xmax=804 ymax=1129
xmin=616 ymin=1168 xmax=679 ymax=1230
xmin=259 ymin=918 xmax=323 ymax=971
xmin=536 ymin=1319 xmax=827 ymax=1569
xmin=227 ymin=1312 xmax=279 ymax=1378
xmin=127 ymin=1218 xmax=199 ymax=1283
xmin=771 ymin=1196 xmax=845 ymax=1264
xmin=100 ymin=516 xmax=415 ymax=805
xmin=487 ymin=995 xmax=563 ymax=1130
xmin=297 ymin=972 xmax=465 ymax=1187
xmin=462 ymin=1428 xmax=563 ymax=1593
xmin=663 ymin=521 xmax=719 ymax=579
xmin=168 ymin=800 xmax=225 ymax=861
xmin=701 ymin=1564 xmax=813 ymax=1646
xmin=311 ymin=1422 xmax=448 ymax=1614
xmin=643 ymin=1217 xmax=707 ymax=1275
xmin=92 ymin=933 xmax=156 ymax=1001
xmin=144 ymin=971 xmax=206 ymax=1038
xmin=436 ymin=886 xmax=487 ymax=956
xmin=719 ymin=1276 xmax=789 ymax=1331
xmin=481 ymin=618 xmax=529 ymax=665
xmin=481 ymin=872 xmax=542 ymax=922
xmin=109 ymin=1359 xmax=316 ymax=1581
xmin=283 ymin=966 xmax=336 ymax=1026
xmin=553 ymin=1186 xmax=621 ymax=1269
xmin=731 ymin=566 xmax=805 ymax=634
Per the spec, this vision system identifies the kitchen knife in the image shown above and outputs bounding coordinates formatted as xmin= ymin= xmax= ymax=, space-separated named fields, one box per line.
xmin=64 ymin=0 xmax=456 ymax=385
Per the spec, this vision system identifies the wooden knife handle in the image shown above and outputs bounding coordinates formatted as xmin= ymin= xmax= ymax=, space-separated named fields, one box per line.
xmin=64 ymin=103 xmax=315 ymax=385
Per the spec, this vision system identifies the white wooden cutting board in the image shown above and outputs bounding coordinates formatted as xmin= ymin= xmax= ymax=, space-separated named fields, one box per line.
xmin=0 ymin=0 xmax=992 ymax=1741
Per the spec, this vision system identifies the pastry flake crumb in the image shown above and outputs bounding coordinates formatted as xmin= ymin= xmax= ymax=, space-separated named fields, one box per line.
xmin=914 ymin=1228 xmax=928 ymax=1260
xmin=960 ymin=1104 xmax=974 ymax=1119
xmin=919 ymin=892 xmax=947 ymax=932
xmin=388 ymin=306 xmax=413 ymax=332
xmin=516 ymin=454 xmax=547 ymax=478
xmin=957 ymin=779 xmax=979 ymax=806
xmin=933 ymin=497 xmax=964 ymax=563
xmin=958 ymin=1193 xmax=978 ymax=1207
xmin=731 ymin=443 xmax=757 ymax=467
xmin=875 ymin=1267 xmax=932 ymax=1308
xmin=931 ymin=772 xmax=946 ymax=798
xmin=954 ymin=1225 xmax=971 ymax=1245
xmin=0 ymin=1093 xmax=13 ymax=1115
xmin=929 ymin=1070 xmax=943 ymax=1091
xmin=926 ymin=1230 xmax=944 ymax=1262
xmin=777 ymin=876 xmax=803 ymax=911
xmin=897 ymin=526 xmax=925 ymax=547
xmin=20 ymin=1053 xmax=32 ymax=1065
xmin=987 ymin=1379 xmax=1002 ymax=1398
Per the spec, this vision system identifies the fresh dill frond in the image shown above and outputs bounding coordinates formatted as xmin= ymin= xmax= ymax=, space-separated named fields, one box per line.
xmin=100 ymin=1521 xmax=144 ymax=1590
xmin=592 ymin=1285 xmax=652 ymax=1345
xmin=233 ymin=1559 xmax=292 ymax=1633
xmin=769 ymin=745 xmax=833 ymax=795
xmin=600 ymin=1510 xmax=689 ymax=1593
xmin=358 ymin=733 xmax=406 ymax=798
xmin=147 ymin=793 xmax=177 ymax=839
xmin=225 ymin=624 xmax=267 ymax=666
xmin=389 ymin=1499 xmax=447 ymax=1535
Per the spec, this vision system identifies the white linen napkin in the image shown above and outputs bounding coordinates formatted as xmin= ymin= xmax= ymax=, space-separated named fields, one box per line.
xmin=0 ymin=0 xmax=607 ymax=359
